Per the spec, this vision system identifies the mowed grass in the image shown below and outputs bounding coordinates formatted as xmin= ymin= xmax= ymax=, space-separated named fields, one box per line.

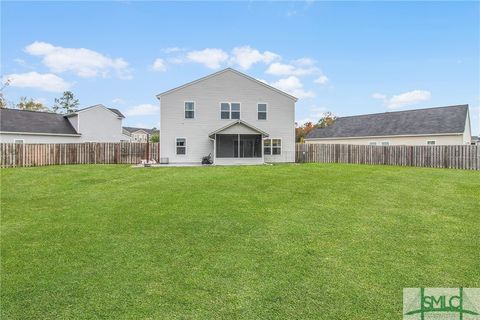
xmin=1 ymin=164 xmax=479 ymax=319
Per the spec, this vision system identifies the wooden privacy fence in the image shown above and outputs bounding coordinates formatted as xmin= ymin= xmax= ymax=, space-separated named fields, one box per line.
xmin=0 ymin=142 xmax=160 ymax=168
xmin=295 ymin=143 xmax=480 ymax=170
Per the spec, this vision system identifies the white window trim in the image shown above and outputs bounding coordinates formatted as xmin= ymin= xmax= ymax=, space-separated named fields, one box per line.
xmin=14 ymin=139 xmax=24 ymax=144
xmin=380 ymin=141 xmax=390 ymax=146
xmin=257 ymin=102 xmax=267 ymax=120
xmin=175 ymin=137 xmax=187 ymax=156
xmin=426 ymin=140 xmax=436 ymax=145
xmin=220 ymin=102 xmax=241 ymax=120
xmin=184 ymin=101 xmax=195 ymax=119
xmin=264 ymin=138 xmax=281 ymax=155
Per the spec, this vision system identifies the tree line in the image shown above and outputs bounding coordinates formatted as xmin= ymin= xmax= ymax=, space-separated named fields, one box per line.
xmin=295 ymin=112 xmax=337 ymax=142
xmin=1 ymin=80 xmax=80 ymax=114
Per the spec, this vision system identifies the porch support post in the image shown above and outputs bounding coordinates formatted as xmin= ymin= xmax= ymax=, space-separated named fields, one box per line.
xmin=261 ymin=136 xmax=264 ymax=163
xmin=213 ymin=134 xmax=216 ymax=164
xmin=237 ymin=133 xmax=240 ymax=158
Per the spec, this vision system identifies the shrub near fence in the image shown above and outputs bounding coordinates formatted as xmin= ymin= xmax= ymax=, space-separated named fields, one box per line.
xmin=0 ymin=142 xmax=160 ymax=168
xmin=295 ymin=143 xmax=480 ymax=170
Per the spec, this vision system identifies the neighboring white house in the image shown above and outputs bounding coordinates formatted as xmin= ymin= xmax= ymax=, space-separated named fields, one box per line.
xmin=0 ymin=104 xmax=130 ymax=143
xmin=304 ymin=105 xmax=472 ymax=146
xmin=122 ymin=127 xmax=160 ymax=142
xmin=156 ymin=68 xmax=297 ymax=165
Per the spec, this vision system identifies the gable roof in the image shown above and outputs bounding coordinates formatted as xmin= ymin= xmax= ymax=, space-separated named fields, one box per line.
xmin=65 ymin=104 xmax=125 ymax=118
xmin=0 ymin=108 xmax=79 ymax=135
xmin=306 ymin=104 xmax=469 ymax=140
xmin=123 ymin=126 xmax=159 ymax=135
xmin=208 ymin=120 xmax=269 ymax=138
xmin=156 ymin=68 xmax=298 ymax=102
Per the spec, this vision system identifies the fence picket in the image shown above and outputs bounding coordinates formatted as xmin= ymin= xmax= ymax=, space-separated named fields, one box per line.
xmin=0 ymin=142 xmax=161 ymax=168
xmin=294 ymin=143 xmax=479 ymax=170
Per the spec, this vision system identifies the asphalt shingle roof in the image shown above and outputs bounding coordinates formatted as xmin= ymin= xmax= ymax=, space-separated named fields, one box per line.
xmin=68 ymin=105 xmax=125 ymax=118
xmin=306 ymin=105 xmax=469 ymax=139
xmin=108 ymin=108 xmax=125 ymax=118
xmin=0 ymin=108 xmax=79 ymax=135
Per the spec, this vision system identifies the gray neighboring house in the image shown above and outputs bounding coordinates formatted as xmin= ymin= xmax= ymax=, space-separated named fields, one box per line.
xmin=305 ymin=105 xmax=472 ymax=146
xmin=122 ymin=127 xmax=160 ymax=142
xmin=156 ymin=68 xmax=297 ymax=165
xmin=0 ymin=104 xmax=130 ymax=143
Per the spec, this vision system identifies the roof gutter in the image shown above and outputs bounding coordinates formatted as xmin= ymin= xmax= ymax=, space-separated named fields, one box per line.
xmin=0 ymin=131 xmax=81 ymax=137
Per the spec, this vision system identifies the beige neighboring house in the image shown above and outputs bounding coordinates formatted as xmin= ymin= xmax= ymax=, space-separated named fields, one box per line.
xmin=305 ymin=105 xmax=471 ymax=146
xmin=122 ymin=127 xmax=159 ymax=142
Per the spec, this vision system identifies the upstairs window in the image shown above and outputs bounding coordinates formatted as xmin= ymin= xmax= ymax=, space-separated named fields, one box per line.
xmin=427 ymin=140 xmax=436 ymax=145
xmin=381 ymin=141 xmax=389 ymax=146
xmin=185 ymin=102 xmax=195 ymax=119
xmin=231 ymin=103 xmax=240 ymax=119
xmin=221 ymin=103 xmax=230 ymax=119
xmin=220 ymin=102 xmax=241 ymax=119
xmin=369 ymin=142 xmax=377 ymax=146
xmin=258 ymin=103 xmax=267 ymax=120
xmin=176 ymin=138 xmax=186 ymax=155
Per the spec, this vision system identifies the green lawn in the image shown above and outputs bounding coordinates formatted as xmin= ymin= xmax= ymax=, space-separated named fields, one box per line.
xmin=1 ymin=164 xmax=479 ymax=319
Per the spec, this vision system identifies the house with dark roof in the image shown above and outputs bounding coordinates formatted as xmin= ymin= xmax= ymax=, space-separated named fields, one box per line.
xmin=122 ymin=127 xmax=160 ymax=142
xmin=0 ymin=104 xmax=130 ymax=143
xmin=304 ymin=105 xmax=472 ymax=146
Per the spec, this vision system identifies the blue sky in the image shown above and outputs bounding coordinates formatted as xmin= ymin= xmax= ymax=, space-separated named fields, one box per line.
xmin=2 ymin=1 xmax=479 ymax=134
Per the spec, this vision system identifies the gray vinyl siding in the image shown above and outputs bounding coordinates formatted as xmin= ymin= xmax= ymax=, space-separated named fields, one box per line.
xmin=159 ymin=70 xmax=296 ymax=163
xmin=76 ymin=105 xmax=126 ymax=142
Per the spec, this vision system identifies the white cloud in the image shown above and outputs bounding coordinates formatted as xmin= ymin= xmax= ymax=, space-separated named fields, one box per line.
xmin=152 ymin=58 xmax=166 ymax=72
xmin=287 ymin=10 xmax=298 ymax=17
xmin=372 ymin=91 xmax=431 ymax=109
xmin=124 ymin=104 xmax=159 ymax=116
xmin=314 ymin=75 xmax=328 ymax=85
xmin=388 ymin=90 xmax=431 ymax=109
xmin=4 ymin=72 xmax=72 ymax=92
xmin=14 ymin=58 xmax=27 ymax=67
xmin=271 ymin=76 xmax=315 ymax=99
xmin=112 ymin=98 xmax=126 ymax=104
xmin=373 ymin=90 xmax=431 ymax=109
xmin=186 ymin=48 xmax=229 ymax=69
xmin=372 ymin=92 xmax=387 ymax=100
xmin=161 ymin=47 xmax=184 ymax=53
xmin=293 ymin=57 xmax=316 ymax=66
xmin=230 ymin=46 xmax=280 ymax=69
xmin=24 ymin=41 xmax=131 ymax=79
xmin=171 ymin=46 xmax=280 ymax=70
xmin=266 ymin=62 xmax=317 ymax=76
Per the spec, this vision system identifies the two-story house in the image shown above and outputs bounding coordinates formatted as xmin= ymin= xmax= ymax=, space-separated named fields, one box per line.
xmin=156 ymin=68 xmax=297 ymax=165
xmin=122 ymin=127 xmax=160 ymax=142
